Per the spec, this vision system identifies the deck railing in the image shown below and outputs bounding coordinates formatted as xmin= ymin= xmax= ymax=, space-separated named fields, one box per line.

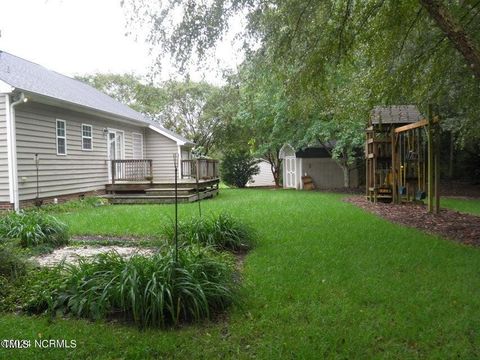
xmin=111 ymin=159 xmax=153 ymax=184
xmin=181 ymin=159 xmax=219 ymax=180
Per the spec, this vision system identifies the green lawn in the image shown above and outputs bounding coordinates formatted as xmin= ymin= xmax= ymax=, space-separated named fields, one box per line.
xmin=1 ymin=189 xmax=480 ymax=359
xmin=441 ymin=197 xmax=480 ymax=216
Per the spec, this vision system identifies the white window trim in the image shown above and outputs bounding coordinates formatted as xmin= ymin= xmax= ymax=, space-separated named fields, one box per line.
xmin=107 ymin=128 xmax=125 ymax=160
xmin=81 ymin=123 xmax=93 ymax=151
xmin=56 ymin=119 xmax=67 ymax=156
xmin=132 ymin=132 xmax=144 ymax=159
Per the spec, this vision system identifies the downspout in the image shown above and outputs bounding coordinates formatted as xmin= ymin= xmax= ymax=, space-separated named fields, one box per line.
xmin=9 ymin=92 xmax=27 ymax=212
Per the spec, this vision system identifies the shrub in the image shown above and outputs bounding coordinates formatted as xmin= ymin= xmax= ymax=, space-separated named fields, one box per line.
xmin=164 ymin=212 xmax=255 ymax=252
xmin=26 ymin=246 xmax=237 ymax=328
xmin=220 ymin=150 xmax=260 ymax=188
xmin=0 ymin=275 xmax=20 ymax=313
xmin=0 ymin=247 xmax=27 ymax=279
xmin=42 ymin=195 xmax=108 ymax=213
xmin=0 ymin=211 xmax=69 ymax=248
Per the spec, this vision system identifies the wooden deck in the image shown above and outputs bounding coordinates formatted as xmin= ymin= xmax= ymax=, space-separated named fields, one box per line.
xmin=103 ymin=178 xmax=220 ymax=204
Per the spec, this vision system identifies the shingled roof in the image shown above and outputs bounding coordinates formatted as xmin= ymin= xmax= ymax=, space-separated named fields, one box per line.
xmin=370 ymin=105 xmax=423 ymax=125
xmin=0 ymin=50 xmax=192 ymax=145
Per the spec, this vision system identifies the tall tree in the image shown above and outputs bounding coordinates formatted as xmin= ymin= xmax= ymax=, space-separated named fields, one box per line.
xmin=76 ymin=73 xmax=166 ymax=121
xmin=123 ymin=0 xmax=480 ymax=181
xmin=78 ymin=74 xmax=223 ymax=155
xmin=233 ymin=62 xmax=297 ymax=188
xmin=420 ymin=0 xmax=480 ymax=80
xmin=160 ymin=81 xmax=222 ymax=155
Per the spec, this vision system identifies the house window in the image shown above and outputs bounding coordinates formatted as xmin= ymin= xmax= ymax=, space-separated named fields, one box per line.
xmin=81 ymin=124 xmax=93 ymax=151
xmin=132 ymin=132 xmax=144 ymax=159
xmin=56 ymin=119 xmax=67 ymax=155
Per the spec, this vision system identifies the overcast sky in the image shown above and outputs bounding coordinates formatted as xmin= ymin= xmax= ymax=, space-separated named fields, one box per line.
xmin=0 ymin=0 xmax=239 ymax=84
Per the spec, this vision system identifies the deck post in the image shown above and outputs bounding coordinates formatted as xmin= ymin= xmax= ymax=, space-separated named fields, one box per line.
xmin=173 ymin=153 xmax=179 ymax=263
xmin=391 ymin=130 xmax=397 ymax=204
xmin=195 ymin=161 xmax=202 ymax=217
xmin=427 ymin=104 xmax=434 ymax=213
xmin=149 ymin=160 xmax=153 ymax=184
xmin=434 ymin=117 xmax=441 ymax=214
xmin=111 ymin=160 xmax=116 ymax=185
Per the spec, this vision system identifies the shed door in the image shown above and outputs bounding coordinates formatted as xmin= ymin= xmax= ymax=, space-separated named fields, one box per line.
xmin=285 ymin=156 xmax=297 ymax=188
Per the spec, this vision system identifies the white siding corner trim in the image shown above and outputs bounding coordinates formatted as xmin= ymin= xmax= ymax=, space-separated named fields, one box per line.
xmin=148 ymin=124 xmax=186 ymax=145
xmin=177 ymin=144 xmax=182 ymax=171
xmin=8 ymin=93 xmax=28 ymax=211
xmin=4 ymin=94 xmax=14 ymax=203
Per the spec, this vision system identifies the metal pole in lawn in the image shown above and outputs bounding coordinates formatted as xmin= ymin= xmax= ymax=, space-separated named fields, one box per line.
xmin=173 ymin=153 xmax=179 ymax=263
xmin=195 ymin=158 xmax=201 ymax=217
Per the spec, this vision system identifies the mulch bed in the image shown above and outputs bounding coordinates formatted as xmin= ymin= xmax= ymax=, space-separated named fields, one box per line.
xmin=440 ymin=181 xmax=480 ymax=198
xmin=344 ymin=196 xmax=480 ymax=247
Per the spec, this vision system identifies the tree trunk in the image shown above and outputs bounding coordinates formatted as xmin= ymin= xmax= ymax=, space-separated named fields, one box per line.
xmin=448 ymin=131 xmax=454 ymax=179
xmin=420 ymin=0 xmax=480 ymax=80
xmin=266 ymin=151 xmax=282 ymax=188
xmin=272 ymin=163 xmax=281 ymax=188
xmin=341 ymin=165 xmax=351 ymax=188
xmin=269 ymin=159 xmax=282 ymax=188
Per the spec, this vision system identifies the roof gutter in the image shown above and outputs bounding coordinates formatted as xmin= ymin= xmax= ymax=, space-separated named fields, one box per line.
xmin=147 ymin=125 xmax=190 ymax=146
xmin=19 ymin=91 xmax=194 ymax=146
xmin=8 ymin=92 xmax=28 ymax=211
xmin=21 ymin=91 xmax=151 ymax=128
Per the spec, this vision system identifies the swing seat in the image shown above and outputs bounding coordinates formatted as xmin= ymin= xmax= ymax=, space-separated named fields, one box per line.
xmin=415 ymin=190 xmax=426 ymax=201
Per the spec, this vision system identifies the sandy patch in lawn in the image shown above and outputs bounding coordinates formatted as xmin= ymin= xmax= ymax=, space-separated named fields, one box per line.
xmin=34 ymin=246 xmax=155 ymax=267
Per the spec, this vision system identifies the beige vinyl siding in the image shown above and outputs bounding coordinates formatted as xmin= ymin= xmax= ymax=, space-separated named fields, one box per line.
xmin=0 ymin=95 xmax=9 ymax=201
xmin=302 ymin=158 xmax=359 ymax=189
xmin=145 ymin=128 xmax=177 ymax=181
xmin=15 ymin=101 xmax=147 ymax=201
xmin=247 ymin=160 xmax=275 ymax=187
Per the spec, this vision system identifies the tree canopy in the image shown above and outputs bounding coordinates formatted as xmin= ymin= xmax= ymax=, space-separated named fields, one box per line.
xmin=122 ymin=0 xmax=480 ymax=137
xmin=119 ymin=0 xmax=480 ymax=184
xmin=77 ymin=74 xmax=223 ymax=155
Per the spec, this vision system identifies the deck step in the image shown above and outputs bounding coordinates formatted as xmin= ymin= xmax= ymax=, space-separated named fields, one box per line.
xmin=106 ymin=195 xmax=196 ymax=204
xmin=101 ymin=189 xmax=218 ymax=204
xmin=145 ymin=188 xmax=195 ymax=196
xmin=106 ymin=179 xmax=220 ymax=193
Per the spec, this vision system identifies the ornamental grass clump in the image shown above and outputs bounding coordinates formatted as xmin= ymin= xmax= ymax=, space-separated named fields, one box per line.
xmin=164 ymin=212 xmax=255 ymax=252
xmin=0 ymin=211 xmax=69 ymax=248
xmin=30 ymin=246 xmax=236 ymax=328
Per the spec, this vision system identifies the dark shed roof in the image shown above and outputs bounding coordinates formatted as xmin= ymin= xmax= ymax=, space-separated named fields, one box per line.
xmin=296 ymin=147 xmax=331 ymax=158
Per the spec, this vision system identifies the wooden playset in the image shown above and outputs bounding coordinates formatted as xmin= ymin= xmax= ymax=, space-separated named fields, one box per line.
xmin=365 ymin=105 xmax=440 ymax=213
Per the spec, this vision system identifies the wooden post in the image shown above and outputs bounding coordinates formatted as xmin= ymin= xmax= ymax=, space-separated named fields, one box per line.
xmin=434 ymin=120 xmax=441 ymax=214
xmin=391 ymin=130 xmax=397 ymax=204
xmin=427 ymin=104 xmax=434 ymax=213
xmin=448 ymin=131 xmax=454 ymax=179
xmin=149 ymin=160 xmax=153 ymax=184
xmin=111 ymin=161 xmax=116 ymax=185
